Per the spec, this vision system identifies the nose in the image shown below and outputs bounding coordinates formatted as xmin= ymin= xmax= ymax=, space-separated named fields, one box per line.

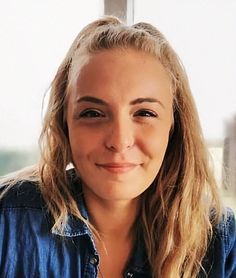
xmin=104 ymin=117 xmax=135 ymax=152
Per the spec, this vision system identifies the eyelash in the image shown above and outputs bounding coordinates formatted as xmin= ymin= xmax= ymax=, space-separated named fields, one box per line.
xmin=79 ymin=109 xmax=105 ymax=118
xmin=78 ymin=109 xmax=158 ymax=119
xmin=134 ymin=109 xmax=158 ymax=118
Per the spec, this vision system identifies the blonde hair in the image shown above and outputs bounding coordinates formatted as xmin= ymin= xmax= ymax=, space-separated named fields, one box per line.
xmin=0 ymin=16 xmax=222 ymax=278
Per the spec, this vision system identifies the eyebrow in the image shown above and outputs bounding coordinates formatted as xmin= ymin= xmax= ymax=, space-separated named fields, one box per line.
xmin=76 ymin=96 xmax=165 ymax=108
xmin=130 ymin=97 xmax=165 ymax=108
xmin=76 ymin=96 xmax=108 ymax=105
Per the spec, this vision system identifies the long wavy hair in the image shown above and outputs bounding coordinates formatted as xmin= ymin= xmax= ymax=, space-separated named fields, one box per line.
xmin=1 ymin=16 xmax=222 ymax=278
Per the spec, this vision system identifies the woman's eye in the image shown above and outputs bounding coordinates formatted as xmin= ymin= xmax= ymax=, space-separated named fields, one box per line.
xmin=79 ymin=109 xmax=105 ymax=118
xmin=134 ymin=109 xmax=158 ymax=118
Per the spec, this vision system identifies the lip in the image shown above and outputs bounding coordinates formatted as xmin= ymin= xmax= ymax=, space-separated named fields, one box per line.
xmin=96 ymin=162 xmax=139 ymax=173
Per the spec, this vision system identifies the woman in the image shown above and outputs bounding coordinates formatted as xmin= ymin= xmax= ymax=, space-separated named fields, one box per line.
xmin=0 ymin=16 xmax=235 ymax=278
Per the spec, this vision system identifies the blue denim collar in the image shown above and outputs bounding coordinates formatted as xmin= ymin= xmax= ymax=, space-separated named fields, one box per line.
xmin=51 ymin=180 xmax=151 ymax=275
xmin=51 ymin=191 xmax=91 ymax=237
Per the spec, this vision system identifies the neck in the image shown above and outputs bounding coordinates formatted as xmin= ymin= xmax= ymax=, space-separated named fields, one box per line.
xmin=83 ymin=189 xmax=140 ymax=241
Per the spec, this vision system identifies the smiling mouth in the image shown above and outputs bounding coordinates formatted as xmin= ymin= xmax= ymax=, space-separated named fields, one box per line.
xmin=96 ymin=163 xmax=139 ymax=174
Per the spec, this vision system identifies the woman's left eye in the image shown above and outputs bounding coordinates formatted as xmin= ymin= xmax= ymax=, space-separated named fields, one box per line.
xmin=134 ymin=109 xmax=158 ymax=118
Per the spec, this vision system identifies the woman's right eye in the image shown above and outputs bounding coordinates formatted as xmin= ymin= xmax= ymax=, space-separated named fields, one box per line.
xmin=79 ymin=109 xmax=105 ymax=118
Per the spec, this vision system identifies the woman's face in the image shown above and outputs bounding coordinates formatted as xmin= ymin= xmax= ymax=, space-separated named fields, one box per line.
xmin=67 ymin=48 xmax=173 ymax=202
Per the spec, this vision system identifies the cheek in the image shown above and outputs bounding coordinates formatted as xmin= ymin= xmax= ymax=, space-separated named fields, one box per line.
xmin=69 ymin=127 xmax=103 ymax=159
xmin=139 ymin=125 xmax=170 ymax=160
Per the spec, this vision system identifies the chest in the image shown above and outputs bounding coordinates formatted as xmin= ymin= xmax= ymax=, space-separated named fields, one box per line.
xmin=1 ymin=233 xmax=150 ymax=278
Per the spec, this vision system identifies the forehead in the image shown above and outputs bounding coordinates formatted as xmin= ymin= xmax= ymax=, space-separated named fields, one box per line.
xmin=68 ymin=48 xmax=172 ymax=105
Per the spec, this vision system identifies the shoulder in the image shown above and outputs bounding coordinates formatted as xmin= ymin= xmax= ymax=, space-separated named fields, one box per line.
xmin=204 ymin=207 xmax=236 ymax=277
xmin=0 ymin=168 xmax=79 ymax=210
xmin=214 ymin=207 xmax=236 ymax=253
xmin=0 ymin=180 xmax=45 ymax=209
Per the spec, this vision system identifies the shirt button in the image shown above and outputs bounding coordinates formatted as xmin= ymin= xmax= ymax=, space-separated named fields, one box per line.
xmin=89 ymin=257 xmax=97 ymax=265
xmin=126 ymin=272 xmax=133 ymax=277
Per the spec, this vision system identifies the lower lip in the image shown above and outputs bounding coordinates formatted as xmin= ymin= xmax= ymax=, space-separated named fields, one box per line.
xmin=97 ymin=165 xmax=138 ymax=174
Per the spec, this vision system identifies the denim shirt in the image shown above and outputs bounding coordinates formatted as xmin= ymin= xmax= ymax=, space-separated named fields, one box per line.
xmin=0 ymin=180 xmax=235 ymax=278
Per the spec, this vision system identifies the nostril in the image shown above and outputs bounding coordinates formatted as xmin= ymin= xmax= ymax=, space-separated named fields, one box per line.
xmin=105 ymin=138 xmax=134 ymax=152
xmin=104 ymin=121 xmax=135 ymax=152
xmin=106 ymin=144 xmax=117 ymax=151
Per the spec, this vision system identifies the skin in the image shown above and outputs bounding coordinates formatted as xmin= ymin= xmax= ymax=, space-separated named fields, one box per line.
xmin=66 ymin=48 xmax=173 ymax=277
